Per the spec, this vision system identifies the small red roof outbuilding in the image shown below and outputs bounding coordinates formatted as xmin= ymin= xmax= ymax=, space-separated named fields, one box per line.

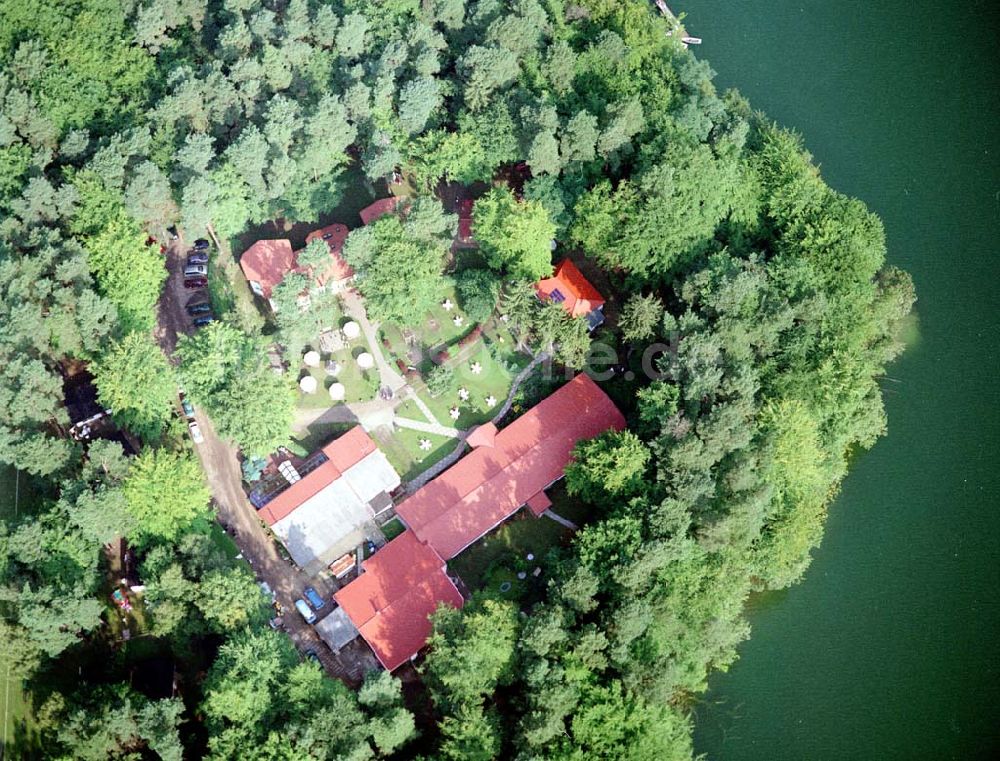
xmin=536 ymin=258 xmax=606 ymax=319
xmin=456 ymin=199 xmax=476 ymax=245
xmin=359 ymin=197 xmax=403 ymax=226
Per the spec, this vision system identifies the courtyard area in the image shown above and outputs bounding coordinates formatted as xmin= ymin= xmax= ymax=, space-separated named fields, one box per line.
xmin=283 ymin=280 xmax=533 ymax=489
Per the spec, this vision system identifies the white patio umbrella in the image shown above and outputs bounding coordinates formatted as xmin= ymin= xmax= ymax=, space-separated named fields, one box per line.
xmin=357 ymin=352 xmax=374 ymax=370
xmin=329 ymin=382 xmax=346 ymax=401
xmin=342 ymin=321 xmax=361 ymax=340
xmin=303 ymin=350 xmax=321 ymax=367
xmin=299 ymin=375 xmax=317 ymax=394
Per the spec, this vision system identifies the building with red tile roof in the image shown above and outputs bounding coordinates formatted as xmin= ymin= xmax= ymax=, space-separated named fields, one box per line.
xmin=359 ymin=196 xmax=403 ymax=226
xmin=304 ymin=223 xmax=353 ymax=286
xmin=332 ymin=375 xmax=623 ymax=671
xmin=257 ymin=427 xmax=400 ymax=573
xmin=396 ymin=374 xmax=625 ymax=560
xmin=240 ymin=224 xmax=355 ymax=308
xmin=334 ymin=530 xmax=463 ymax=671
xmin=239 ymin=239 xmax=296 ymax=300
xmin=536 ymin=258 xmax=606 ymax=328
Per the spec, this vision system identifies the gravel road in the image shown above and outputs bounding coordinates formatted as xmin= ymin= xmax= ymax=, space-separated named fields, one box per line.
xmin=154 ymin=235 xmax=377 ymax=685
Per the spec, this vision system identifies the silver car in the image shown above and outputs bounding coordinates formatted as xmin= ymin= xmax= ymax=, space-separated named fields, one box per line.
xmin=184 ymin=264 xmax=208 ymax=277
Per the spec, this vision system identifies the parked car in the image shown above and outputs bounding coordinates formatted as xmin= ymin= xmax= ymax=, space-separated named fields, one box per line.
xmin=184 ymin=263 xmax=208 ymax=277
xmin=183 ymin=277 xmax=207 ymax=289
xmin=187 ymin=250 xmax=209 ymax=264
xmin=294 ymin=598 xmax=317 ymax=624
xmin=181 ymin=399 xmax=195 ymax=418
xmin=188 ymin=420 xmax=204 ymax=444
xmin=193 ymin=238 xmax=210 ymax=249
xmin=186 ymin=301 xmax=211 ymax=316
xmin=193 ymin=315 xmax=214 ymax=327
xmin=303 ymin=586 xmax=326 ymax=610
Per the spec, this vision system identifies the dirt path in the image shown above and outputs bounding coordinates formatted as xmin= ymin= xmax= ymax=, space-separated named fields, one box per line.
xmin=154 ymin=235 xmax=375 ymax=685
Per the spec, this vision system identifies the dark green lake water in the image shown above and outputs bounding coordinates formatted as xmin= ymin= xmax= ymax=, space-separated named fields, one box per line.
xmin=672 ymin=1 xmax=1000 ymax=759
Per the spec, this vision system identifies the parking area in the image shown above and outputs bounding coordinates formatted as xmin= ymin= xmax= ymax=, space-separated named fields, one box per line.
xmin=154 ymin=234 xmax=381 ymax=685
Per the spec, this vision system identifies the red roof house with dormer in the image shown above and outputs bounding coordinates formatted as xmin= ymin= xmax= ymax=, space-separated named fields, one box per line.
xmin=535 ymin=258 xmax=606 ymax=321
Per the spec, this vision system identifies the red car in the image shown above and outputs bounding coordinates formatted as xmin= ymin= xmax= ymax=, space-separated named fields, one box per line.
xmin=184 ymin=277 xmax=207 ymax=289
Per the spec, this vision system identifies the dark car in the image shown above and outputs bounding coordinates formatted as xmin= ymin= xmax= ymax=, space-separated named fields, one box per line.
xmin=186 ymin=302 xmax=211 ymax=316
xmin=184 ymin=277 xmax=207 ymax=289
xmin=303 ymin=586 xmax=325 ymax=610
xmin=193 ymin=315 xmax=214 ymax=327
xmin=193 ymin=238 xmax=210 ymax=250
xmin=187 ymin=250 xmax=209 ymax=265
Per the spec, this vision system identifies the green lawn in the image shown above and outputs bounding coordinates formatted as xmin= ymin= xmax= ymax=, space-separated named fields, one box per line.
xmin=375 ymin=426 xmax=455 ymax=482
xmin=448 ymin=510 xmax=572 ymax=597
xmin=381 ymin=517 xmax=407 ymax=541
xmin=289 ymin=421 xmax=356 ymax=457
xmin=417 ymin=343 xmax=529 ymax=430
xmin=0 ymin=465 xmax=38 ymax=521
xmin=294 ymin=352 xmax=379 ymax=409
xmin=380 ymin=284 xmax=475 ymax=372
xmin=0 ymin=651 xmax=35 ymax=756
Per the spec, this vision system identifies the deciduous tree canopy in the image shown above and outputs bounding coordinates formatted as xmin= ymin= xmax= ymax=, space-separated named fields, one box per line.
xmin=0 ymin=0 xmax=914 ymax=757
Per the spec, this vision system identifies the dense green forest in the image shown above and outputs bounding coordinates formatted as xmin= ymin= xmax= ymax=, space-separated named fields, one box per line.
xmin=0 ymin=0 xmax=913 ymax=758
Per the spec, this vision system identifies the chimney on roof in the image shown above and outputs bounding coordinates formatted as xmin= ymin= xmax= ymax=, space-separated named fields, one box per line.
xmin=466 ymin=423 xmax=497 ymax=449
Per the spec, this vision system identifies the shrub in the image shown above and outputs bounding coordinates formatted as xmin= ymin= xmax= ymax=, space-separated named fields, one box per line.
xmin=456 ymin=268 xmax=503 ymax=323
xmin=426 ymin=364 xmax=454 ymax=397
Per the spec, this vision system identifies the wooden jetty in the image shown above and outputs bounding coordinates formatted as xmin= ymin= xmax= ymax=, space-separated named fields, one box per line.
xmin=652 ymin=0 xmax=702 ymax=47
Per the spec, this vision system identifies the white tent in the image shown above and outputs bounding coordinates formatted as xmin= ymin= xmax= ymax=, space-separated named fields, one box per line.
xmin=356 ymin=352 xmax=374 ymax=370
xmin=299 ymin=375 xmax=318 ymax=393
xmin=329 ymin=382 xmax=346 ymax=401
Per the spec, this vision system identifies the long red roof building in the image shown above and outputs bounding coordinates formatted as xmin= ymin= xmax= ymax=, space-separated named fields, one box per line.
xmin=397 ymin=373 xmax=625 ymax=559
xmin=359 ymin=197 xmax=403 ymax=226
xmin=332 ymin=374 xmax=624 ymax=671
